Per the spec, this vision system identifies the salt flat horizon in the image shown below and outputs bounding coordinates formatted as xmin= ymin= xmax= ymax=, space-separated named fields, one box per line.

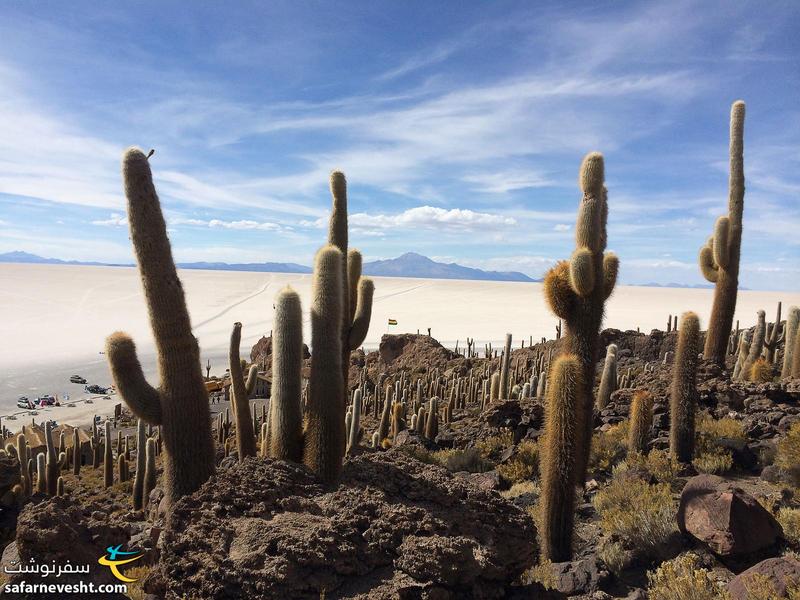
xmin=2 ymin=262 xmax=797 ymax=421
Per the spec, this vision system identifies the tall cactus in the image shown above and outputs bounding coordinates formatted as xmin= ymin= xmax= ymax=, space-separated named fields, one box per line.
xmin=269 ymin=287 xmax=304 ymax=462
xmin=540 ymin=354 xmax=584 ymax=562
xmin=699 ymin=101 xmax=745 ymax=364
xmin=103 ymin=420 xmax=113 ymax=488
xmin=739 ymin=310 xmax=766 ymax=381
xmin=670 ymin=312 xmax=700 ymax=464
xmin=327 ymin=172 xmax=374 ymax=410
xmin=302 ymin=245 xmax=345 ymax=483
xmin=229 ymin=322 xmax=257 ymax=459
xmin=763 ymin=302 xmax=783 ymax=364
xmin=543 ymin=152 xmax=618 ymax=487
xmin=783 ymin=306 xmax=800 ymax=378
xmin=72 ymin=427 xmax=80 ymax=476
xmin=499 ymin=333 xmax=512 ymax=399
xmin=143 ymin=437 xmax=157 ymax=509
xmin=132 ymin=420 xmax=146 ymax=510
xmin=44 ymin=421 xmax=58 ymax=496
xmin=105 ymin=147 xmax=215 ymax=506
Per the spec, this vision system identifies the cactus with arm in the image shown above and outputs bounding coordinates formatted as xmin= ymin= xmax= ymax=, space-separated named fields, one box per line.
xmin=542 ymin=152 xmax=618 ymax=487
xmin=105 ymin=148 xmax=215 ymax=506
xmin=229 ymin=322 xmax=257 ymax=459
xmin=699 ymin=101 xmax=746 ymax=364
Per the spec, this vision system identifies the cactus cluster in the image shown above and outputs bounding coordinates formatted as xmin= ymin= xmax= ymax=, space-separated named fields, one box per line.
xmin=699 ymin=101 xmax=745 ymax=365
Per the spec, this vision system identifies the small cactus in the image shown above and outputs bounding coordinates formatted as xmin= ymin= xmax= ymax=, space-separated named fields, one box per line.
xmin=596 ymin=344 xmax=618 ymax=409
xmin=499 ymin=334 xmax=512 ymax=399
xmin=143 ymin=437 xmax=157 ymax=510
xmin=781 ymin=306 xmax=800 ymax=378
xmin=103 ymin=420 xmax=113 ymax=488
xmin=229 ymin=322 xmax=257 ymax=460
xmin=749 ymin=358 xmax=773 ymax=383
xmin=628 ymin=390 xmax=654 ymax=454
xmin=739 ymin=310 xmax=766 ymax=380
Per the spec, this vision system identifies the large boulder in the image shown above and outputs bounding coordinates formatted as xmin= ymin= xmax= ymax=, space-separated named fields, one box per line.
xmin=677 ymin=475 xmax=783 ymax=558
xmin=155 ymin=450 xmax=537 ymax=599
xmin=727 ymin=556 xmax=800 ymax=599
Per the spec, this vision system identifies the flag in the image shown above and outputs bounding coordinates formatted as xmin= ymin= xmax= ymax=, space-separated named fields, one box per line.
xmin=388 ymin=318 xmax=398 ymax=326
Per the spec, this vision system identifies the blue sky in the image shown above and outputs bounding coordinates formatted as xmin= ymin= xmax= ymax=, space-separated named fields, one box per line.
xmin=0 ymin=1 xmax=798 ymax=290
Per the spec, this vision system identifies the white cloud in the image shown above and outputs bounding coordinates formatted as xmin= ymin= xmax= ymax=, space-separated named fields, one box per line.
xmin=171 ymin=217 xmax=286 ymax=232
xmin=91 ymin=214 xmax=128 ymax=227
xmin=351 ymin=206 xmax=516 ymax=233
xmin=553 ymin=224 xmax=570 ymax=232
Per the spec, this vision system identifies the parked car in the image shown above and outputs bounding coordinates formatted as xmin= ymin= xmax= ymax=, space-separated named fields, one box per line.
xmin=70 ymin=375 xmax=87 ymax=384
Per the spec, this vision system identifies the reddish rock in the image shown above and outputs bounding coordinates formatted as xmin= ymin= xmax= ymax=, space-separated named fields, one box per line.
xmin=728 ymin=556 xmax=800 ymax=599
xmin=677 ymin=475 xmax=783 ymax=557
xmin=156 ymin=450 xmax=537 ymax=599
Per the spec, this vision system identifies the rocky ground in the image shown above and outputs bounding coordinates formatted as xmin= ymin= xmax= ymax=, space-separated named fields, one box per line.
xmin=0 ymin=328 xmax=798 ymax=599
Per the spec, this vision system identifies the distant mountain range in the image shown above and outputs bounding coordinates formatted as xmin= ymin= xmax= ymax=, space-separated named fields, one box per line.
xmin=362 ymin=252 xmax=535 ymax=282
xmin=0 ymin=250 xmax=534 ymax=282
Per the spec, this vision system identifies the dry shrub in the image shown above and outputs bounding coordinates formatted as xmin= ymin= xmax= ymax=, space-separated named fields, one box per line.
xmin=647 ymin=553 xmax=730 ymax=600
xmin=696 ymin=413 xmax=745 ymax=440
xmin=593 ymin=478 xmax=677 ymax=560
xmin=693 ymin=448 xmax=734 ymax=474
xmin=522 ymin=558 xmax=558 ymax=590
xmin=778 ymin=508 xmax=800 ymax=545
xmin=476 ymin=431 xmax=514 ymax=459
xmin=589 ymin=421 xmax=629 ymax=472
xmin=500 ymin=480 xmax=539 ymax=499
xmin=123 ymin=565 xmax=152 ymax=600
xmin=749 ymin=358 xmax=774 ymax=383
xmin=433 ymin=447 xmax=494 ymax=473
xmin=496 ymin=440 xmax=539 ymax=483
xmin=597 ymin=538 xmax=632 ymax=575
xmin=741 ymin=573 xmax=800 ymax=600
xmin=777 ymin=421 xmax=800 ymax=486
xmin=619 ymin=449 xmax=678 ymax=483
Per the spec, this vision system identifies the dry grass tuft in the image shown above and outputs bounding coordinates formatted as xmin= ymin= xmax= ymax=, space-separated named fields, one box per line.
xmin=589 ymin=421 xmax=629 ymax=472
xmin=777 ymin=421 xmax=800 ymax=486
xmin=496 ymin=440 xmax=539 ymax=483
xmin=647 ymin=553 xmax=730 ymax=600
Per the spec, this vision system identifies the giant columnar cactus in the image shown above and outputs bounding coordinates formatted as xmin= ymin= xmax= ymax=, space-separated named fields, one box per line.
xmin=327 ymin=172 xmax=374 ymax=409
xmin=628 ymin=390 xmax=654 ymax=454
xmin=670 ymin=312 xmax=700 ymax=464
xmin=543 ymin=152 xmax=618 ymax=486
xmin=72 ymin=427 xmax=80 ymax=476
xmin=699 ymin=101 xmax=746 ymax=364
xmin=540 ymin=354 xmax=584 ymax=562
xmin=763 ymin=302 xmax=783 ymax=364
xmin=143 ymin=437 xmax=157 ymax=509
xmin=269 ymin=287 xmax=304 ymax=462
xmin=596 ymin=344 xmax=618 ymax=409
xmin=302 ymin=245 xmax=345 ymax=483
xmin=132 ymin=420 xmax=146 ymax=510
xmin=229 ymin=322 xmax=257 ymax=459
xmin=499 ymin=334 xmax=512 ymax=399
xmin=740 ymin=310 xmax=766 ymax=381
xmin=783 ymin=306 xmax=800 ymax=378
xmin=44 ymin=421 xmax=58 ymax=496
xmin=105 ymin=148 xmax=216 ymax=506
xmin=103 ymin=420 xmax=113 ymax=488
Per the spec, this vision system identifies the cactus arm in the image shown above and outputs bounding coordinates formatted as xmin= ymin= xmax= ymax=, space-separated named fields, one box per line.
xmin=105 ymin=332 xmax=163 ymax=425
xmin=347 ymin=249 xmax=362 ymax=324
xmin=569 ymin=248 xmax=595 ymax=297
xmin=245 ymin=365 xmax=259 ymax=397
xmin=544 ymin=261 xmax=576 ymax=320
xmin=348 ymin=278 xmax=374 ymax=350
xmin=602 ymin=252 xmax=618 ymax=300
xmin=698 ymin=245 xmax=719 ymax=283
xmin=712 ymin=216 xmax=730 ymax=270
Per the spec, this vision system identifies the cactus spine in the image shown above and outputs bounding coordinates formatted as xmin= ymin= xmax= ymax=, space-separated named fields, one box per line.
xmin=229 ymin=322 xmax=257 ymax=459
xmin=542 ymin=152 xmax=617 ymax=486
xmin=782 ymin=306 xmax=800 ymax=378
xmin=540 ymin=355 xmax=584 ymax=562
xmin=132 ymin=420 xmax=146 ymax=510
xmin=327 ymin=172 xmax=374 ymax=420
xmin=670 ymin=312 xmax=700 ymax=464
xmin=699 ymin=101 xmax=745 ymax=364
xmin=105 ymin=147 xmax=215 ymax=506
xmin=628 ymin=390 xmax=654 ymax=454
xmin=303 ymin=246 xmax=345 ymax=483
xmin=269 ymin=287 xmax=304 ymax=462
xmin=596 ymin=344 xmax=617 ymax=409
